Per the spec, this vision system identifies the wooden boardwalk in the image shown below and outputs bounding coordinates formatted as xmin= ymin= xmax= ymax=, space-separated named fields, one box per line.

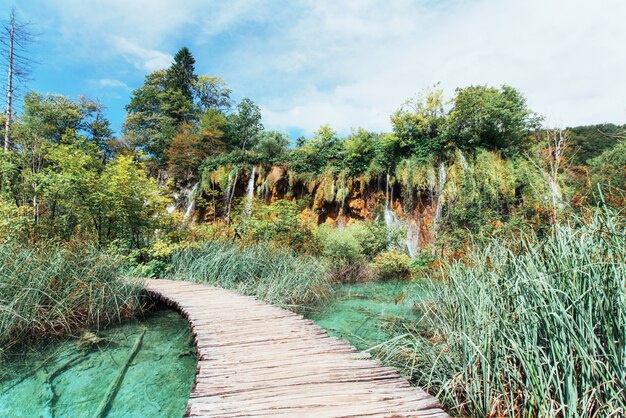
xmin=145 ymin=279 xmax=448 ymax=418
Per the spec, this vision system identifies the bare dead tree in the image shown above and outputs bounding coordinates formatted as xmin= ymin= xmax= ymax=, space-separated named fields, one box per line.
xmin=546 ymin=128 xmax=568 ymax=212
xmin=1 ymin=7 xmax=35 ymax=151
xmin=526 ymin=128 xmax=569 ymax=222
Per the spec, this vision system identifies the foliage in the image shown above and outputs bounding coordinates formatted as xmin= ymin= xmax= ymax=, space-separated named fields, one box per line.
xmin=92 ymin=155 xmax=168 ymax=248
xmin=288 ymin=125 xmax=342 ymax=175
xmin=391 ymin=86 xmax=447 ymax=160
xmin=372 ymin=250 xmax=413 ymax=281
xmin=166 ymin=46 xmax=197 ymax=103
xmin=566 ymin=123 xmax=624 ymax=165
xmin=320 ymin=221 xmax=392 ymax=262
xmin=124 ymin=69 xmax=191 ymax=165
xmin=320 ymin=224 xmax=366 ymax=263
xmin=448 ymin=85 xmax=541 ymax=154
xmin=343 ymin=129 xmax=383 ymax=176
xmin=588 ymin=141 xmax=626 ymax=207
xmin=381 ymin=209 xmax=626 ymax=417
xmin=224 ymin=98 xmax=264 ymax=151
xmin=254 ymin=130 xmax=290 ymax=163
xmin=0 ymin=91 xmax=170 ymax=250
xmin=234 ymin=199 xmax=319 ymax=253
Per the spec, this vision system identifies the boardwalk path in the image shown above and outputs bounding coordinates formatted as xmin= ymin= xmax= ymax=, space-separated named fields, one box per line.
xmin=145 ymin=279 xmax=448 ymax=418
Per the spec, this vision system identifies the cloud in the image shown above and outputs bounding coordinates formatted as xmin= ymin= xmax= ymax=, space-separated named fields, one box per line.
xmin=17 ymin=0 xmax=626 ymax=135
xmin=111 ymin=37 xmax=173 ymax=72
xmin=98 ymin=79 xmax=130 ymax=89
xmin=222 ymin=0 xmax=626 ymax=133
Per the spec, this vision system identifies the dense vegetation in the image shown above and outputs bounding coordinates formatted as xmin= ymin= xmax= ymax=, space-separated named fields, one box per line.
xmin=1 ymin=46 xmax=624 ymax=417
xmin=171 ymin=241 xmax=330 ymax=310
xmin=0 ymin=241 xmax=143 ymax=354
xmin=381 ymin=209 xmax=625 ymax=417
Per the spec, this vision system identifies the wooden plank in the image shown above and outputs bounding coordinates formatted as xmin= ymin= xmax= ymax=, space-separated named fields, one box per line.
xmin=145 ymin=279 xmax=448 ymax=418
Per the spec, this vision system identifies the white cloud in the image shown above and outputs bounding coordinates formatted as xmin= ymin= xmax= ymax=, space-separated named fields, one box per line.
xmin=223 ymin=0 xmax=626 ymax=133
xmin=21 ymin=0 xmax=626 ymax=134
xmin=98 ymin=79 xmax=130 ymax=89
xmin=111 ymin=37 xmax=173 ymax=72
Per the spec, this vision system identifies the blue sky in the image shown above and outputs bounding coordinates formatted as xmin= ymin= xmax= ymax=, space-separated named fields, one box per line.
xmin=2 ymin=0 xmax=626 ymax=138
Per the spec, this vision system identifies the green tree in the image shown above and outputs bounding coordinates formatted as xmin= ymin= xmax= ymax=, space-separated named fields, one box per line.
xmin=289 ymin=125 xmax=342 ymax=175
xmin=224 ymin=98 xmax=264 ymax=151
xmin=588 ymin=141 xmax=626 ymax=207
xmin=39 ymin=142 xmax=100 ymax=239
xmin=91 ymin=155 xmax=167 ymax=248
xmin=166 ymin=47 xmax=197 ymax=102
xmin=391 ymin=86 xmax=447 ymax=160
xmin=565 ymin=123 xmax=624 ymax=165
xmin=448 ymin=85 xmax=540 ymax=154
xmin=343 ymin=128 xmax=381 ymax=176
xmin=79 ymin=97 xmax=115 ymax=160
xmin=193 ymin=75 xmax=232 ymax=112
xmin=21 ymin=92 xmax=83 ymax=143
xmin=123 ymin=70 xmax=193 ymax=166
xmin=254 ymin=131 xmax=289 ymax=163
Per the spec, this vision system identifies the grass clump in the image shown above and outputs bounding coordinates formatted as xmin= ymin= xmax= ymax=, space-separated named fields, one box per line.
xmin=170 ymin=241 xmax=331 ymax=310
xmin=0 ymin=241 xmax=145 ymax=354
xmin=380 ymin=208 xmax=626 ymax=417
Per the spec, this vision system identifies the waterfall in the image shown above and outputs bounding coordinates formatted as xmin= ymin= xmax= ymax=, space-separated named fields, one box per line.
xmin=434 ymin=161 xmax=447 ymax=230
xmin=183 ymin=182 xmax=199 ymax=222
xmin=384 ymin=172 xmax=401 ymax=243
xmin=383 ymin=172 xmax=420 ymax=257
xmin=224 ymin=174 xmax=233 ymax=207
xmin=384 ymin=172 xmax=394 ymax=228
xmin=458 ymin=149 xmax=468 ymax=173
xmin=404 ymin=221 xmax=420 ymax=258
xmin=337 ymin=177 xmax=347 ymax=228
xmin=246 ymin=166 xmax=256 ymax=216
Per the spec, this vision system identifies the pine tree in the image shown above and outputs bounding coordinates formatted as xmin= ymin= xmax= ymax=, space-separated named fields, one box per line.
xmin=166 ymin=47 xmax=197 ymax=102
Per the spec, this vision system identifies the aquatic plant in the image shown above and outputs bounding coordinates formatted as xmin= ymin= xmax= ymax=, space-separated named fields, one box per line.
xmin=0 ymin=241 xmax=145 ymax=353
xmin=170 ymin=240 xmax=331 ymax=310
xmin=380 ymin=208 xmax=626 ymax=417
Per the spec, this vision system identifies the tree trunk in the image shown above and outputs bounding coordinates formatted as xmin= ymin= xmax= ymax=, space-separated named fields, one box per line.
xmin=4 ymin=11 xmax=14 ymax=151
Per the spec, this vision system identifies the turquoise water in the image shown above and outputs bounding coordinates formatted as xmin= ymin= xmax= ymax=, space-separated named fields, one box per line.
xmin=308 ymin=281 xmax=428 ymax=350
xmin=0 ymin=309 xmax=196 ymax=418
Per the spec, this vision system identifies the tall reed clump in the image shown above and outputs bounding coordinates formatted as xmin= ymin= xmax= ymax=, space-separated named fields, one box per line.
xmin=380 ymin=208 xmax=625 ymax=417
xmin=170 ymin=241 xmax=330 ymax=310
xmin=0 ymin=241 xmax=145 ymax=354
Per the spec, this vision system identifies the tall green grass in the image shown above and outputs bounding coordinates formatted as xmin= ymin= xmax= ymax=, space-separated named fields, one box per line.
xmin=170 ymin=241 xmax=331 ymax=310
xmin=381 ymin=209 xmax=625 ymax=417
xmin=0 ymin=241 xmax=145 ymax=354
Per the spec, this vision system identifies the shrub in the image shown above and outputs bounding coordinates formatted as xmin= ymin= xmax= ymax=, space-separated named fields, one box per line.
xmin=320 ymin=221 xmax=392 ymax=263
xmin=235 ymin=200 xmax=320 ymax=254
xmin=372 ymin=250 xmax=413 ymax=281
xmin=321 ymin=225 xmax=365 ymax=263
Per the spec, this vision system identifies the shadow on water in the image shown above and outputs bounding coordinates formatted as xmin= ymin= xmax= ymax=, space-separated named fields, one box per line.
xmin=0 ymin=309 xmax=196 ymax=418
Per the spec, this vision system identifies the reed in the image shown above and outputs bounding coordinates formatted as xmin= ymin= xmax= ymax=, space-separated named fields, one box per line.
xmin=380 ymin=208 xmax=626 ymax=417
xmin=0 ymin=241 xmax=145 ymax=354
xmin=170 ymin=241 xmax=330 ymax=310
